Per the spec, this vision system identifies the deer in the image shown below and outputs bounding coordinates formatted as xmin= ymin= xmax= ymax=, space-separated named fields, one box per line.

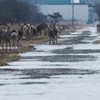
xmin=6 ymin=23 xmax=23 ymax=53
xmin=11 ymin=30 xmax=20 ymax=53
xmin=9 ymin=23 xmax=24 ymax=40
xmin=23 ymin=23 xmax=32 ymax=39
xmin=36 ymin=23 xmax=48 ymax=36
xmin=48 ymin=25 xmax=54 ymax=44
xmin=30 ymin=25 xmax=36 ymax=37
xmin=48 ymin=21 xmax=60 ymax=44
xmin=0 ymin=24 xmax=11 ymax=53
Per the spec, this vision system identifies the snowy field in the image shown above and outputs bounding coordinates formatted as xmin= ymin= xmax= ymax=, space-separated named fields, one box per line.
xmin=1 ymin=26 xmax=100 ymax=100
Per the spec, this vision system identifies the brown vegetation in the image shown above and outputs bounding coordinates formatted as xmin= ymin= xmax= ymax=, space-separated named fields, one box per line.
xmin=93 ymin=40 xmax=100 ymax=44
xmin=0 ymin=35 xmax=50 ymax=66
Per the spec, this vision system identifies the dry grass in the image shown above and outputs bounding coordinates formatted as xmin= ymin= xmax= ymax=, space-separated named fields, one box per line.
xmin=93 ymin=40 xmax=100 ymax=44
xmin=68 ymin=28 xmax=76 ymax=32
xmin=58 ymin=20 xmax=87 ymax=29
xmin=0 ymin=53 xmax=19 ymax=66
xmin=19 ymin=45 xmax=34 ymax=53
xmin=0 ymin=34 xmax=50 ymax=66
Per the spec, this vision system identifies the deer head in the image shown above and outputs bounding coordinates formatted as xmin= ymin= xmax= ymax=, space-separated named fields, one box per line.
xmin=51 ymin=21 xmax=57 ymax=27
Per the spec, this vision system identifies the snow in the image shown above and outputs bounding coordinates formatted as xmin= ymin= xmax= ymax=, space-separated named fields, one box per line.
xmin=73 ymin=43 xmax=100 ymax=50
xmin=1 ymin=26 xmax=100 ymax=100
xmin=34 ymin=44 xmax=67 ymax=51
xmin=1 ymin=75 xmax=100 ymax=100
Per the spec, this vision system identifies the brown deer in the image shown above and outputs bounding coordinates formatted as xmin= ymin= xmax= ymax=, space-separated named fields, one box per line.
xmin=7 ymin=23 xmax=24 ymax=39
xmin=30 ymin=25 xmax=36 ymax=37
xmin=0 ymin=25 xmax=11 ymax=53
xmin=48 ymin=21 xmax=60 ymax=44
xmin=6 ymin=23 xmax=23 ymax=53
xmin=36 ymin=23 xmax=48 ymax=36
xmin=11 ymin=30 xmax=20 ymax=53
xmin=23 ymin=23 xmax=32 ymax=39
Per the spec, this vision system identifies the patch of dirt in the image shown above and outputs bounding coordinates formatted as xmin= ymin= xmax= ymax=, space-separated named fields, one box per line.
xmin=0 ymin=53 xmax=19 ymax=66
xmin=93 ymin=40 xmax=100 ymax=44
xmin=19 ymin=45 xmax=34 ymax=53
xmin=0 ymin=35 xmax=50 ymax=66
xmin=0 ymin=61 xmax=8 ymax=66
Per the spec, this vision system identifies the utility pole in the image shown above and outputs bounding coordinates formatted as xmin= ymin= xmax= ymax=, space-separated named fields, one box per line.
xmin=72 ymin=0 xmax=74 ymax=27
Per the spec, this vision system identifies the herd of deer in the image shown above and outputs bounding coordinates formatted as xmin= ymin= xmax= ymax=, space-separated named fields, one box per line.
xmin=0 ymin=21 xmax=68 ymax=53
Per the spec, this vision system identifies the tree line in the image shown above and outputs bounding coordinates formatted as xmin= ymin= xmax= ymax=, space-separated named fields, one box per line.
xmin=0 ymin=0 xmax=47 ymax=25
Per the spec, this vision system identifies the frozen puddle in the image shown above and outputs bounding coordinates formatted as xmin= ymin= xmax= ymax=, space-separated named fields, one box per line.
xmin=1 ymin=26 xmax=100 ymax=100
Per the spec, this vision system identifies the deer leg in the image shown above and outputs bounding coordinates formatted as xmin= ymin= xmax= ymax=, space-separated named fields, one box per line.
xmin=6 ymin=41 xmax=7 ymax=52
xmin=2 ymin=40 xmax=4 ymax=53
xmin=34 ymin=31 xmax=36 ymax=37
xmin=52 ymin=36 xmax=54 ymax=44
xmin=49 ymin=36 xmax=51 ymax=44
xmin=36 ymin=31 xmax=38 ymax=36
xmin=27 ymin=32 xmax=29 ymax=39
xmin=56 ymin=34 xmax=58 ymax=44
xmin=53 ymin=36 xmax=55 ymax=44
xmin=40 ymin=31 xmax=41 ymax=36
xmin=9 ymin=41 xmax=11 ymax=52
xmin=14 ymin=43 xmax=15 ymax=52
xmin=28 ymin=32 xmax=30 ymax=40
xmin=17 ymin=40 xmax=20 ymax=53
xmin=12 ymin=42 xmax=14 ymax=50
xmin=13 ymin=42 xmax=15 ymax=52
xmin=27 ymin=32 xmax=29 ymax=40
xmin=26 ymin=35 xmax=27 ymax=39
xmin=45 ymin=30 xmax=47 ymax=36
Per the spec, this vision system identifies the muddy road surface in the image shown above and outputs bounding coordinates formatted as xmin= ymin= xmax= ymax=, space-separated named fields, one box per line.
xmin=0 ymin=26 xmax=100 ymax=100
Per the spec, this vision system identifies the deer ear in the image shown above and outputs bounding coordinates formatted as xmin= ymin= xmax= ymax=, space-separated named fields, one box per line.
xmin=11 ymin=22 xmax=13 ymax=26
xmin=5 ymin=23 xmax=7 ymax=26
xmin=55 ymin=21 xmax=57 ymax=23
xmin=6 ymin=23 xmax=11 ymax=26
xmin=51 ymin=21 xmax=53 ymax=23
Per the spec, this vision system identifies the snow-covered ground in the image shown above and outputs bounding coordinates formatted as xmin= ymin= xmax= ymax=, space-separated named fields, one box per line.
xmin=1 ymin=26 xmax=100 ymax=100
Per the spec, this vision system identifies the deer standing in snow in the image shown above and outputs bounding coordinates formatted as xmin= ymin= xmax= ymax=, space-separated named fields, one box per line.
xmin=48 ymin=21 xmax=60 ymax=44
xmin=0 ymin=25 xmax=11 ymax=53
xmin=6 ymin=23 xmax=23 ymax=53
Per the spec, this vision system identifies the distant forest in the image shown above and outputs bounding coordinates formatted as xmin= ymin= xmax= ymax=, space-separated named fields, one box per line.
xmin=0 ymin=0 xmax=47 ymax=25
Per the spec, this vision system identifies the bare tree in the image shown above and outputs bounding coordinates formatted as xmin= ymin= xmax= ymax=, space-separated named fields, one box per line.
xmin=48 ymin=12 xmax=62 ymax=21
xmin=0 ymin=0 xmax=47 ymax=25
